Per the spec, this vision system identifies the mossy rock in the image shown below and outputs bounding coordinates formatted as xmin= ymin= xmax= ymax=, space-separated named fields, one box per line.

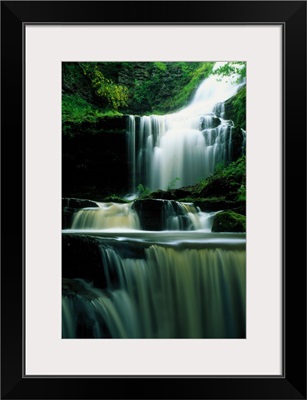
xmin=212 ymin=210 xmax=246 ymax=232
xmin=224 ymin=85 xmax=246 ymax=130
xmin=198 ymin=177 xmax=242 ymax=199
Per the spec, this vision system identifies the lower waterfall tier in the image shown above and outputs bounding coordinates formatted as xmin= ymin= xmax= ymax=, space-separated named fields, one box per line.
xmin=62 ymin=232 xmax=246 ymax=339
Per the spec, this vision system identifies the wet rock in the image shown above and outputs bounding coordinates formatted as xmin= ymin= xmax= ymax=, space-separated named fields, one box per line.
xmin=200 ymin=115 xmax=221 ymax=130
xmin=133 ymin=199 xmax=189 ymax=230
xmin=62 ymin=234 xmax=106 ymax=289
xmin=62 ymin=234 xmax=147 ymax=290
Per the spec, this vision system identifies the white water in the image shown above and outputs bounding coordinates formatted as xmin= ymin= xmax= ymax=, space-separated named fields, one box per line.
xmin=241 ymin=128 xmax=246 ymax=155
xmin=127 ymin=73 xmax=243 ymax=193
xmin=63 ymin=65 xmax=246 ymax=339
xmin=70 ymin=201 xmax=220 ymax=231
xmin=71 ymin=202 xmax=141 ymax=230
xmin=62 ymin=234 xmax=246 ymax=338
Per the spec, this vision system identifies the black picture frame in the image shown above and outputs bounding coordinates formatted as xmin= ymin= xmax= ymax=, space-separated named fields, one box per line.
xmin=1 ymin=1 xmax=306 ymax=399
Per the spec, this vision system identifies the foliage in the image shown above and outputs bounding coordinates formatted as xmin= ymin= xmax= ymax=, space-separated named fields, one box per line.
xmin=178 ymin=156 xmax=246 ymax=202
xmin=148 ymin=156 xmax=246 ymax=210
xmin=167 ymin=177 xmax=181 ymax=191
xmin=62 ymin=94 xmax=105 ymax=124
xmin=137 ymin=184 xmax=152 ymax=199
xmin=203 ymin=156 xmax=245 ymax=182
xmin=129 ymin=62 xmax=207 ymax=114
xmin=80 ymin=63 xmax=129 ymax=110
xmin=225 ymin=86 xmax=246 ymax=130
xmin=102 ymin=194 xmax=128 ymax=203
xmin=62 ymin=63 xmax=95 ymax=101
xmin=62 ymin=62 xmax=215 ymax=125
xmin=153 ymin=62 xmax=215 ymax=113
xmin=237 ymin=184 xmax=246 ymax=202
xmin=153 ymin=62 xmax=167 ymax=71
xmin=62 ymin=94 xmax=122 ymax=136
xmin=214 ymin=162 xmax=226 ymax=174
xmin=212 ymin=62 xmax=246 ymax=83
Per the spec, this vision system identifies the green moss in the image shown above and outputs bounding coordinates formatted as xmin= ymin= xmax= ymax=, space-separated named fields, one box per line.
xmin=198 ymin=156 xmax=246 ymax=200
xmin=212 ymin=211 xmax=246 ymax=232
xmin=224 ymin=85 xmax=246 ymax=130
xmin=62 ymin=94 xmax=122 ymax=125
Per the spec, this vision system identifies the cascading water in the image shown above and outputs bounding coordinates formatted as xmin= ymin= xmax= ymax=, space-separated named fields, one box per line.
xmin=127 ymin=74 xmax=243 ymax=192
xmin=63 ymin=234 xmax=246 ymax=338
xmin=63 ymin=64 xmax=246 ymax=339
xmin=241 ymin=129 xmax=246 ymax=155
xmin=69 ymin=200 xmax=219 ymax=232
xmin=127 ymin=116 xmax=136 ymax=194
xmin=71 ymin=202 xmax=141 ymax=230
xmin=63 ymin=199 xmax=246 ymax=338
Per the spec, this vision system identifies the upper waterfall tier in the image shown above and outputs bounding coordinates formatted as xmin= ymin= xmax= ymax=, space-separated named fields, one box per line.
xmin=127 ymin=74 xmax=243 ymax=193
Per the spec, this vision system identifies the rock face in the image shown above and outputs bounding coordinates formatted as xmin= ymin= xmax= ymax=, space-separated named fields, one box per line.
xmin=211 ymin=211 xmax=246 ymax=232
xmin=132 ymin=199 xmax=190 ymax=231
xmin=200 ymin=115 xmax=221 ymax=130
xmin=62 ymin=116 xmax=128 ymax=200
xmin=62 ymin=234 xmax=147 ymax=289
xmin=224 ymin=85 xmax=246 ymax=161
xmin=194 ymin=199 xmax=245 ymax=213
xmin=62 ymin=198 xmax=99 ymax=209
xmin=148 ymin=188 xmax=194 ymax=201
xmin=62 ymin=235 xmax=106 ymax=288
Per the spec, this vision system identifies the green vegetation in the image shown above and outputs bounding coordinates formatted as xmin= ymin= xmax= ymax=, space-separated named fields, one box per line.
xmin=62 ymin=62 xmax=215 ymax=135
xmin=153 ymin=62 xmax=167 ymax=71
xmin=62 ymin=63 xmax=126 ymax=135
xmin=224 ymin=85 xmax=246 ymax=131
xmin=102 ymin=194 xmax=128 ymax=203
xmin=63 ymin=62 xmax=246 ymax=231
xmin=151 ymin=62 xmax=214 ymax=113
xmin=142 ymin=156 xmax=246 ymax=221
xmin=212 ymin=62 xmax=246 ymax=83
xmin=62 ymin=94 xmax=121 ymax=124
xmin=197 ymin=156 xmax=246 ymax=199
xmin=212 ymin=210 xmax=246 ymax=232
xmin=167 ymin=177 xmax=181 ymax=191
xmin=80 ymin=63 xmax=129 ymax=110
xmin=137 ymin=184 xmax=152 ymax=200
xmin=224 ymin=84 xmax=246 ymax=160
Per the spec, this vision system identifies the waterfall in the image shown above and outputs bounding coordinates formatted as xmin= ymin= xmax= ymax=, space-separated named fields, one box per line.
xmin=71 ymin=202 xmax=140 ymax=230
xmin=241 ymin=128 xmax=246 ymax=155
xmin=162 ymin=201 xmax=219 ymax=231
xmin=63 ymin=235 xmax=246 ymax=338
xmin=127 ymin=75 xmax=242 ymax=192
xmin=69 ymin=200 xmax=220 ymax=231
xmin=127 ymin=116 xmax=136 ymax=194
xmin=62 ymin=65 xmax=246 ymax=340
